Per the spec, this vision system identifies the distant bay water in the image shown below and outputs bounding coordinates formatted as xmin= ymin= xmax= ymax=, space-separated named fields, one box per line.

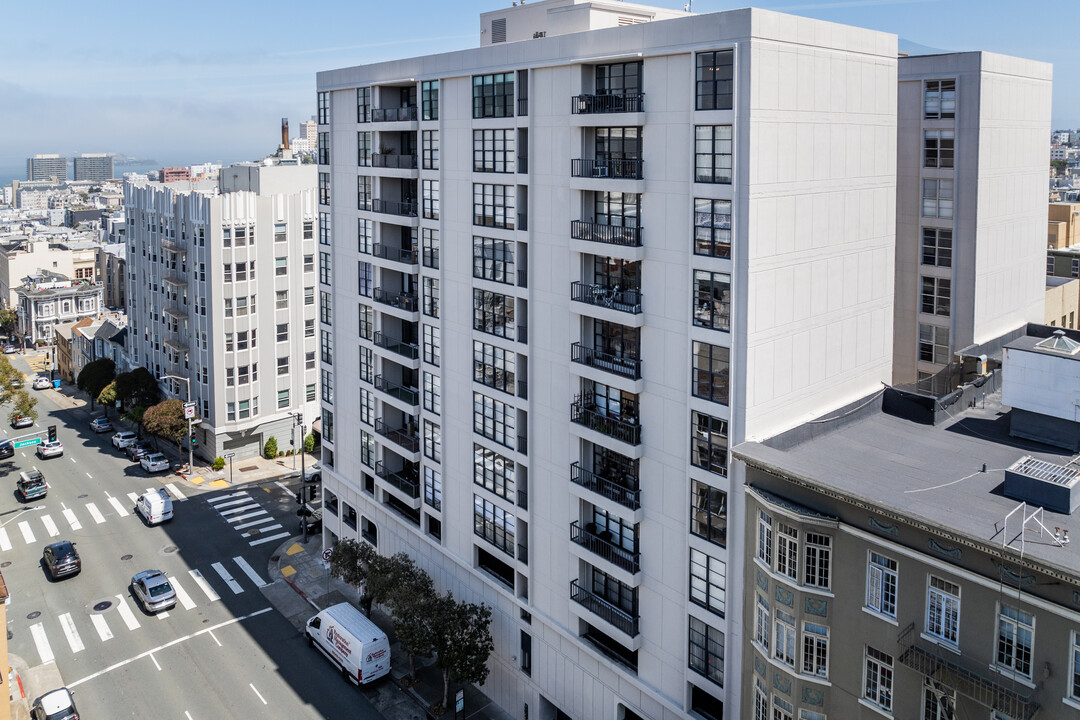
xmin=0 ymin=161 xmax=168 ymax=187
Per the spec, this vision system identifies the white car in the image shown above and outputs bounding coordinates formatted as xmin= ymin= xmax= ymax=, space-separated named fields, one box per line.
xmin=112 ymin=431 xmax=138 ymax=449
xmin=32 ymin=376 xmax=51 ymax=390
xmin=141 ymin=452 xmax=170 ymax=473
xmin=36 ymin=440 xmax=63 ymax=459
xmin=31 ymin=687 xmax=79 ymax=720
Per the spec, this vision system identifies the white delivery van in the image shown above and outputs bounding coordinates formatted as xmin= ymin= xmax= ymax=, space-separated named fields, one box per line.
xmin=305 ymin=602 xmax=390 ymax=685
xmin=136 ymin=488 xmax=174 ymax=525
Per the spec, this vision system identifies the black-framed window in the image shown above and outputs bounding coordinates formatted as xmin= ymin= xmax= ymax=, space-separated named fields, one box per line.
xmin=692 ymin=341 xmax=729 ymax=405
xmin=422 ymin=80 xmax=439 ymax=120
xmin=592 ymin=319 xmax=639 ymax=360
xmin=357 ymin=132 xmax=372 ymax=167
xmin=591 ymin=507 xmax=638 ymax=554
xmin=473 ymin=236 xmax=514 ymax=284
xmin=474 ymin=340 xmax=515 ymax=394
xmin=424 ymin=420 xmax=441 ymax=462
xmin=689 ymin=616 xmax=725 ymax=687
xmin=472 ymin=72 xmax=515 ymax=118
xmin=594 ymin=192 xmax=639 ymax=227
xmin=321 ymin=328 xmax=333 ymax=364
xmin=423 ymin=276 xmax=439 ymax=318
xmin=691 ymin=480 xmax=727 ymax=547
xmin=473 ymin=129 xmax=515 ymax=173
xmin=356 ymin=87 xmax=371 ymax=123
xmin=596 ymin=61 xmax=642 ymax=95
xmin=924 ymin=79 xmax=956 ymax=119
xmin=696 ymin=50 xmax=734 ymax=111
xmin=423 ymin=179 xmax=439 ymax=220
xmin=359 ymin=346 xmax=372 ymax=384
xmin=422 ymin=130 xmax=439 ymax=170
xmin=474 ymin=443 xmax=514 ymax=500
xmin=358 ymin=303 xmax=373 ymax=340
xmin=694 ymin=198 xmax=731 ymax=258
xmin=342 ymin=503 xmax=357 ymax=530
xmin=319 ymin=291 xmax=332 ymax=325
xmin=357 ymin=261 xmax=372 ymax=297
xmin=920 ymin=276 xmax=951 ymax=316
xmin=691 ymin=411 xmax=728 ymax=476
xmin=921 ymin=228 xmax=952 ymax=267
xmin=422 ymin=228 xmax=439 ymax=269
xmin=320 ymin=370 xmax=333 ymax=404
xmin=922 ymin=178 xmax=954 ymax=218
xmin=319 ymin=211 xmax=331 ymax=245
xmin=473 ymin=289 xmax=515 ymax=339
xmin=589 ymin=380 xmax=638 ymax=422
xmin=357 ymin=218 xmax=372 ymax=254
xmin=592 ymin=256 xmax=641 ymax=291
xmin=695 ymin=125 xmax=733 ymax=184
xmin=357 ymin=176 xmax=372 ymax=211
xmin=473 ymin=495 xmax=515 ymax=556
xmin=423 ymin=371 xmax=441 ymax=414
xmin=690 ymin=547 xmax=726 ymax=616
xmin=318 ymin=172 xmax=330 ymax=205
xmin=924 ymin=130 xmax=955 ymax=169
xmin=317 ymin=91 xmax=330 ymax=124
xmin=424 ymin=467 xmax=441 ymax=510
xmin=596 ymin=127 xmax=641 ymax=161
xmin=423 ymin=324 xmax=440 ymax=366
xmin=318 ymin=132 xmax=330 ymax=165
xmin=693 ymin=270 xmax=731 ymax=331
xmin=590 ymin=567 xmax=636 ymax=616
xmin=473 ymin=184 xmax=515 ymax=228
xmin=319 ymin=251 xmax=331 ymax=285
xmin=919 ymin=323 xmax=950 ymax=364
xmin=473 ymin=392 xmax=515 ymax=449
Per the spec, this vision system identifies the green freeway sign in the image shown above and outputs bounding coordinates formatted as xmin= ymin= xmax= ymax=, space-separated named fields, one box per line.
xmin=13 ymin=438 xmax=41 ymax=449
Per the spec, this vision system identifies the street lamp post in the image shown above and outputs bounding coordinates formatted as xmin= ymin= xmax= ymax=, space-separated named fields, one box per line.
xmin=294 ymin=411 xmax=308 ymax=543
xmin=160 ymin=374 xmax=194 ymax=472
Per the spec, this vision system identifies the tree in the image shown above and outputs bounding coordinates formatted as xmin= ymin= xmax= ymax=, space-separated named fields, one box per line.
xmin=303 ymin=433 xmax=315 ymax=453
xmin=431 ymin=593 xmax=494 ymax=710
xmin=263 ymin=436 xmax=278 ymax=459
xmin=77 ymin=358 xmax=116 ymax=410
xmin=97 ymin=381 xmax=117 ymax=416
xmin=143 ymin=398 xmax=188 ymax=452
xmin=124 ymin=405 xmax=147 ymax=437
xmin=328 ymin=540 xmax=410 ymax=615
xmin=1052 ymin=158 xmax=1068 ymax=175
xmin=0 ymin=308 xmax=17 ymax=335
xmin=6 ymin=390 xmax=37 ymax=426
xmin=386 ymin=560 xmax=438 ymax=682
xmin=114 ymin=368 xmax=160 ymax=409
xmin=0 ymin=355 xmax=22 ymax=405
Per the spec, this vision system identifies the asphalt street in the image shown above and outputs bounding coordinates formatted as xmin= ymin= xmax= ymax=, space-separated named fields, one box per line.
xmin=2 ymin=355 xmax=383 ymax=719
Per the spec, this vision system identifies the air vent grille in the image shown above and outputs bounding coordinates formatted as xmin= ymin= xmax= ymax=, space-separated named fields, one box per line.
xmin=492 ymin=18 xmax=507 ymax=43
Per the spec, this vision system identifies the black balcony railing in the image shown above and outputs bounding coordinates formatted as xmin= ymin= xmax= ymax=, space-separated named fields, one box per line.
xmin=517 ymin=488 xmax=528 ymax=511
xmin=517 ymin=156 xmax=528 ymax=174
xmin=517 ymin=543 xmax=529 ymax=565
xmin=517 ymin=213 xmax=528 ymax=232
xmin=570 ymin=281 xmax=642 ymax=314
xmin=371 ymin=106 xmax=418 ymax=122
xmin=372 ymin=287 xmax=419 ymax=312
xmin=517 ymin=380 xmax=528 ymax=400
xmin=372 ymin=244 xmax=418 ymax=264
xmin=571 ymin=521 xmax=640 ymax=573
xmin=570 ymin=579 xmax=639 ymax=637
xmin=517 ymin=435 xmax=528 ymax=455
xmin=422 ymin=248 xmax=440 ymax=269
xmin=571 ymin=93 xmax=645 ymax=114
xmin=570 ymin=220 xmax=643 ymax=248
xmin=374 ymin=418 xmax=420 ymax=453
xmin=374 ymin=375 xmax=419 ymax=406
xmin=517 ymin=98 xmax=529 ymax=117
xmin=372 ymin=198 xmax=418 ymax=217
xmin=517 ymin=269 xmax=528 ymax=288
xmin=571 ymin=158 xmax=643 ymax=180
xmin=570 ymin=399 xmax=641 ymax=445
xmin=372 ymin=331 xmax=420 ymax=360
xmin=570 ymin=462 xmax=641 ymax=510
xmin=517 ymin=324 xmax=528 ymax=345
xmin=375 ymin=460 xmax=420 ymax=498
xmin=371 ymin=153 xmax=418 ymax=169
xmin=570 ymin=342 xmax=642 ymax=380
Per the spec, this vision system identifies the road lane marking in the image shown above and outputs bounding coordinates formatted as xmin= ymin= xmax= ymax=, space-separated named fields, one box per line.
xmin=114 ymin=596 xmax=141 ymax=631
xmin=86 ymin=472 xmax=92 ymax=479
xmin=274 ymin=481 xmax=292 ymax=493
xmin=212 ymin=563 xmax=243 ymax=594
xmin=189 ymin=570 xmax=220 ymax=602
xmin=165 ymin=483 xmax=186 ymax=500
xmin=170 ymin=576 xmax=197 ymax=610
xmin=126 ymin=493 xmax=139 ymax=505
xmin=210 ymin=498 xmax=251 ymax=510
xmin=233 ymin=516 xmax=276 ymax=531
xmin=90 ymin=614 xmax=113 ymax=642
xmin=228 ymin=511 xmax=269 ymax=524
xmin=242 ymin=523 xmax=282 ymax=537
xmin=206 ymin=492 xmax=248 ymax=504
xmin=29 ymin=623 xmax=54 ymax=663
xmin=69 ymin=457 xmax=76 ymax=463
xmin=0 ymin=529 xmax=10 ymax=552
xmin=40 ymin=514 xmax=59 ymax=537
xmin=249 ymin=531 xmax=291 ymax=546
xmin=68 ymin=608 xmax=274 ymax=688
xmin=185 ymin=713 xmax=194 ymax=720
xmin=62 ymin=508 xmax=82 ymax=530
xmin=233 ymin=557 xmax=268 ymax=588
xmin=18 ymin=521 xmax=35 ymax=544
xmin=219 ymin=504 xmax=260 ymax=517
xmin=58 ymin=613 xmax=85 ymax=653
xmin=208 ymin=630 xmax=221 ymax=647
xmin=157 ymin=612 xmax=170 ymax=619
xmin=250 ymin=684 xmax=267 ymax=705
xmin=85 ymin=503 xmax=106 ymax=524
xmin=107 ymin=497 xmax=129 ymax=517
xmin=150 ymin=652 xmax=161 ymax=671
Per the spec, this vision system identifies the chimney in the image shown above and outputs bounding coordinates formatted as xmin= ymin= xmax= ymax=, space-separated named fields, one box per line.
xmin=281 ymin=118 xmax=290 ymax=150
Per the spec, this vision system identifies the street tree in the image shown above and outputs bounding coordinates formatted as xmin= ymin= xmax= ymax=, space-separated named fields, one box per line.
xmin=328 ymin=540 xmax=410 ymax=615
xmin=0 ymin=355 xmax=22 ymax=405
xmin=385 ymin=560 xmax=438 ymax=683
xmin=114 ymin=368 xmax=160 ymax=409
xmin=143 ymin=398 xmax=188 ymax=452
xmin=77 ymin=358 xmax=116 ymax=410
xmin=97 ymin=381 xmax=118 ymax=416
xmin=0 ymin=308 xmax=17 ymax=335
xmin=6 ymin=389 xmax=38 ymax=426
xmin=124 ymin=405 xmax=147 ymax=438
xmin=431 ymin=593 xmax=494 ymax=710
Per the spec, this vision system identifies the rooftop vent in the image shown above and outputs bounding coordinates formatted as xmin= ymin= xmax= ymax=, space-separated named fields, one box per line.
xmin=1035 ymin=329 xmax=1080 ymax=355
xmin=491 ymin=18 xmax=506 ymax=43
xmin=1004 ymin=455 xmax=1080 ymax=514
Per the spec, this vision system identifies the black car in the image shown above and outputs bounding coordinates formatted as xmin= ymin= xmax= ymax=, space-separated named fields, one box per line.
xmin=0 ymin=439 xmax=12 ymax=459
xmin=42 ymin=541 xmax=81 ymax=580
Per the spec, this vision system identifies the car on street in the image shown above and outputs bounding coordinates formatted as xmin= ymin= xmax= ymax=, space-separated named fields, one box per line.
xmin=0 ymin=439 xmax=12 ymax=459
xmin=131 ymin=569 xmax=176 ymax=613
xmin=42 ymin=541 xmax=81 ymax=580
xmin=32 ymin=376 xmax=51 ymax=390
xmin=11 ymin=414 xmax=32 ymax=429
xmin=36 ymin=440 xmax=63 ymax=459
xmin=141 ymin=452 xmax=170 ymax=473
xmin=111 ymin=430 xmax=138 ymax=449
xmin=30 ymin=687 xmax=79 ymax=720
xmin=126 ymin=442 xmax=151 ymax=461
xmin=89 ymin=416 xmax=113 ymax=433
xmin=2 ymin=344 xmax=15 ymax=354
xmin=17 ymin=471 xmax=48 ymax=501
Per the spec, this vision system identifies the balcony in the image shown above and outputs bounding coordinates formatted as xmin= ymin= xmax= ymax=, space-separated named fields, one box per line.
xmin=570 ymin=579 xmax=639 ymax=637
xmin=372 ymin=331 xmax=419 ymax=360
xmin=570 ymin=461 xmax=640 ymax=510
xmin=571 ymin=158 xmax=643 ymax=181
xmin=374 ymin=375 xmax=419 ymax=406
xmin=372 ymin=199 xmax=418 ymax=217
xmin=373 ymin=287 xmax=419 ymax=312
xmin=570 ymin=281 xmax=642 ymax=315
xmin=517 ymin=156 xmax=528 ymax=174
xmin=371 ymin=107 xmax=417 ymax=122
xmin=373 ymin=244 xmax=418 ymax=265
xmin=571 ymin=93 xmax=645 ymax=114
xmin=371 ymin=153 xmax=418 ymax=170
xmin=571 ymin=521 xmax=640 ymax=573
xmin=571 ymin=396 xmax=641 ymax=445
xmin=374 ymin=418 xmax=420 ymax=453
xmin=571 ymin=342 xmax=641 ymax=380
xmin=375 ymin=460 xmax=420 ymax=498
xmin=571 ymin=220 xmax=642 ymax=248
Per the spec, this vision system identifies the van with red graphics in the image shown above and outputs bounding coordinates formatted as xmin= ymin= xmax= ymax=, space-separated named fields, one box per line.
xmin=305 ymin=602 xmax=390 ymax=685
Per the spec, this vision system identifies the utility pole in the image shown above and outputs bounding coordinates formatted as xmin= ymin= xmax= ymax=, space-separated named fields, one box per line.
xmin=295 ymin=411 xmax=308 ymax=542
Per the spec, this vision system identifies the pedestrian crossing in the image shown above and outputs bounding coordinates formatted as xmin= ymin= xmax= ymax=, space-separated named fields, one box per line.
xmin=22 ymin=555 xmax=270 ymax=665
xmin=206 ymin=491 xmax=291 ymax=548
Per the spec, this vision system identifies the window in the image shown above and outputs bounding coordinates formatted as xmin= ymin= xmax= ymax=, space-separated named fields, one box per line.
xmin=776 ymin=522 xmax=799 ymax=581
xmin=357 ymin=218 xmax=372 ymax=255
xmin=321 ymin=328 xmax=333 ymax=364
xmin=694 ymin=198 xmax=732 ymax=258
xmin=423 ymin=179 xmax=439 ymax=219
xmin=317 ymin=91 xmax=330 ymax=124
xmin=276 ymin=290 xmax=288 ymax=309
xmin=424 ymin=467 xmax=442 ymax=510
xmin=238 ymin=399 xmax=251 ymax=419
xmin=595 ymin=126 xmax=640 ymax=164
xmin=422 ymin=80 xmax=439 ymax=120
xmin=422 ymin=228 xmax=439 ymax=269
xmin=227 ymin=402 xmax=235 ymax=421
xmin=688 ymin=616 xmax=725 ymax=687
xmin=924 ymin=130 xmax=955 ymax=168
xmin=343 ymin=504 xmax=357 ymax=530
xmin=924 ymin=79 xmax=956 ymax=119
xmin=422 ymin=130 xmax=439 ymax=170
xmin=423 ymin=372 xmax=441 ymax=414
xmin=359 ymin=387 xmax=373 ymax=425
xmin=423 ymin=324 xmax=441 ymax=366
xmin=774 ymin=609 xmax=796 ymax=667
xmin=473 ymin=184 xmax=515 ymax=229
xmin=1072 ymin=632 xmax=1080 ymax=701
xmin=424 ymin=420 xmax=442 ymax=462
xmin=696 ymin=50 xmax=734 ymax=110
xmin=754 ymin=679 xmax=769 ymax=720
xmin=306 ymin=383 xmax=316 ymax=402
xmin=223 ymin=264 xmax=232 ymax=283
xmin=926 ymin=575 xmax=960 ymax=645
xmin=317 ymin=132 xmax=329 ymax=165
xmin=690 ymin=548 xmax=726 ymax=616
xmin=473 ymin=236 xmax=515 ymax=284
xmin=357 ymin=176 xmax=372 ymax=211
xmin=320 ymin=291 xmax=332 ymax=325
xmin=996 ymin=604 xmax=1033 ymax=678
xmin=691 ymin=411 xmax=728 ymax=476
xmin=275 ymin=257 xmax=288 ymax=276
xmin=474 ymin=444 xmax=515 ymax=500
xmin=472 ymin=72 xmax=514 ymax=119
xmin=226 ymin=367 xmax=234 ymax=386
xmin=1073 ymin=257 xmax=1080 ymax=279
xmin=802 ymin=622 xmax=829 ymax=678
xmin=922 ymin=178 xmax=954 ymax=218
xmin=921 ymin=228 xmax=952 ymax=267
xmin=691 ymin=480 xmax=727 ymax=547
xmin=922 ymin=679 xmax=954 ymax=720
xmin=804 ymin=533 xmax=831 ymax=589
xmin=596 ymin=60 xmax=642 ymax=95
xmin=473 ymin=392 xmax=515 ymax=449
xmin=1047 ymin=255 xmax=1055 ymax=275
xmin=357 ymin=132 xmax=372 ymax=167
xmin=473 ymin=129 xmax=515 ymax=173
xmin=755 ymin=594 xmax=770 ymax=650
xmin=695 ymin=126 xmax=733 ymax=184
xmin=473 ymin=289 xmax=515 ymax=339
xmin=319 ymin=172 xmax=330 ymax=205
xmin=473 ymin=495 xmax=515 ymax=555
xmin=919 ymin=323 xmax=950 ymax=364
xmin=224 ymin=298 xmax=233 ymax=318
xmin=360 ymin=431 xmax=374 ymax=467
xmin=277 ymin=356 xmax=289 ymax=376
xmin=306 ymin=351 xmax=316 ymax=370
xmin=303 ymin=220 xmax=313 ymax=239
xmin=359 ymin=304 xmax=373 ymax=340
xmin=356 ymin=86 xmax=370 ymax=123
xmin=864 ymin=646 xmax=894 ymax=712
xmin=693 ymin=271 xmax=731 ymax=331
xmin=276 ymin=323 xmax=288 ymax=343
xmin=474 ymin=341 xmax=515 ymax=394
xmin=920 ymin=276 xmax=951 ymax=316
xmin=236 ymin=331 xmax=250 ymax=351
xmin=277 ymin=389 xmax=290 ymax=409
xmin=757 ymin=511 xmax=773 ymax=566
xmin=358 ymin=262 xmax=372 ymax=297
xmin=692 ymin=341 xmax=729 ymax=404
xmin=322 ymin=408 xmax=334 ymax=443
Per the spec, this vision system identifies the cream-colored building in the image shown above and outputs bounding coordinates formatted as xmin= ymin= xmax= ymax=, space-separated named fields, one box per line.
xmin=1049 ymin=201 xmax=1080 ymax=249
xmin=0 ymin=238 xmax=98 ymax=308
xmin=1045 ymin=276 xmax=1080 ymax=329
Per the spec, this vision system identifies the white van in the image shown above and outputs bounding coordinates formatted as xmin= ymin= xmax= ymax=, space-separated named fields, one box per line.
xmin=305 ymin=602 xmax=390 ymax=685
xmin=136 ymin=488 xmax=174 ymax=525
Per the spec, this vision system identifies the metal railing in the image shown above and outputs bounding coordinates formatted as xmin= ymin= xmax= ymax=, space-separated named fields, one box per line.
xmin=371 ymin=153 xmax=418 ymax=169
xmin=517 ymin=380 xmax=528 ymax=400
xmin=517 ymin=269 xmax=528 ymax=288
xmin=375 ymin=460 xmax=420 ymax=498
xmin=570 ymin=462 xmax=641 ymax=510
xmin=570 ymin=281 xmax=642 ymax=314
xmin=371 ymin=106 xmax=418 ymax=122
xmin=570 ymin=342 xmax=642 ymax=380
xmin=517 ymin=324 xmax=528 ymax=345
xmin=517 ymin=435 xmax=528 ymax=456
xmin=570 ymin=521 xmax=640 ymax=573
xmin=570 ymin=220 xmax=642 ymax=247
xmin=372 ymin=244 xmax=418 ymax=264
xmin=517 ymin=488 xmax=528 ymax=511
xmin=517 ymin=156 xmax=528 ymax=174
xmin=571 ymin=158 xmax=643 ymax=180
xmin=374 ymin=375 xmax=419 ymax=406
xmin=517 ymin=543 xmax=529 ymax=565
xmin=571 ymin=93 xmax=644 ymax=114
xmin=372 ymin=331 xmax=420 ymax=360
xmin=372 ymin=287 xmax=419 ymax=312
xmin=517 ymin=213 xmax=528 ymax=232
xmin=374 ymin=418 xmax=420 ymax=453
xmin=570 ymin=399 xmax=641 ymax=445
xmin=570 ymin=579 xmax=639 ymax=637
xmin=517 ymin=98 xmax=529 ymax=117
xmin=372 ymin=198 xmax=418 ymax=217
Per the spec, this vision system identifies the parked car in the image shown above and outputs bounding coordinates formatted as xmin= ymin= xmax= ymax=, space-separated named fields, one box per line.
xmin=111 ymin=430 xmax=138 ymax=449
xmin=0 ymin=439 xmax=12 ymax=459
xmin=42 ymin=541 xmax=80 ymax=580
xmin=125 ymin=442 xmax=151 ymax=461
xmin=32 ymin=376 xmax=51 ymax=390
xmin=11 ymin=414 xmax=32 ymax=429
xmin=89 ymin=417 xmax=113 ymax=433
xmin=36 ymin=440 xmax=63 ymax=459
xmin=2 ymin=344 xmax=16 ymax=354
xmin=30 ymin=687 xmax=79 ymax=720
xmin=17 ymin=471 xmax=48 ymax=502
xmin=130 ymin=569 xmax=176 ymax=613
xmin=141 ymin=453 xmax=170 ymax=473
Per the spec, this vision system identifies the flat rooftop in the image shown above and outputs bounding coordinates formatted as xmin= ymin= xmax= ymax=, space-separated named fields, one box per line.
xmin=735 ymin=393 xmax=1080 ymax=578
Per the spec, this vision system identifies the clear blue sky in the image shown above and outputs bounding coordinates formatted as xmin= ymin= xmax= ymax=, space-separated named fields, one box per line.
xmin=0 ymin=0 xmax=1071 ymax=168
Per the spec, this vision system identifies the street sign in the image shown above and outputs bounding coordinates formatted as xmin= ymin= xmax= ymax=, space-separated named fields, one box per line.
xmin=183 ymin=401 xmax=196 ymax=419
xmin=13 ymin=438 xmax=41 ymax=449
xmin=223 ymin=452 xmax=234 ymax=459
xmin=321 ymin=549 xmax=332 ymax=562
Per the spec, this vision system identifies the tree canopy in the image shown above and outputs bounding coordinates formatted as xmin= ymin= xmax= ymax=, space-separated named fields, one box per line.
xmin=77 ymin=358 xmax=116 ymax=409
xmin=0 ymin=355 xmax=22 ymax=406
xmin=114 ymin=368 xmax=160 ymax=409
xmin=143 ymin=398 xmax=188 ymax=450
xmin=431 ymin=593 xmax=494 ymax=708
xmin=6 ymin=389 xmax=37 ymax=426
xmin=0 ymin=308 xmax=17 ymax=335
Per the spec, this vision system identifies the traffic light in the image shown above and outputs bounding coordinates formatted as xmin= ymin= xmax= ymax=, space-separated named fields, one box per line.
xmin=47 ymin=425 xmax=56 ymax=442
xmin=190 ymin=437 xmax=197 ymax=446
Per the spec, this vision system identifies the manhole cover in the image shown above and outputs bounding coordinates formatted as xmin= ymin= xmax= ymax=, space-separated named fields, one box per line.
xmin=240 ymin=465 xmax=258 ymax=472
xmin=26 ymin=611 xmax=40 ymax=620
xmin=93 ymin=601 xmax=112 ymax=612
xmin=0 ymin=561 xmax=11 ymax=568
xmin=78 ymin=494 xmax=89 ymax=499
xmin=121 ymin=554 xmax=133 ymax=561
xmin=163 ymin=546 xmax=178 ymax=554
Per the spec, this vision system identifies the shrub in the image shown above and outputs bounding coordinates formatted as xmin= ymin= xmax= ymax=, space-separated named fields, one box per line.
xmin=304 ymin=433 xmax=316 ymax=453
xmin=212 ymin=457 xmax=225 ymax=471
xmin=263 ymin=436 xmax=278 ymax=459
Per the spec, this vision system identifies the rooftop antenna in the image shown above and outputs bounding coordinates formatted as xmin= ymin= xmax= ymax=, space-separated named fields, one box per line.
xmin=684 ymin=0 xmax=692 ymax=11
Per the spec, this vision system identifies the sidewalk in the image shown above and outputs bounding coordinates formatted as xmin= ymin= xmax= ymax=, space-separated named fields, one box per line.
xmin=268 ymin=536 xmax=516 ymax=720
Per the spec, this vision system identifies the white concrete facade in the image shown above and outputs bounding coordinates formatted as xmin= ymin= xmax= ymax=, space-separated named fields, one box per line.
xmin=317 ymin=6 xmax=895 ymax=720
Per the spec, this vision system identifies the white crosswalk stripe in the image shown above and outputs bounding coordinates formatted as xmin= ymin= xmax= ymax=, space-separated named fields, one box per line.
xmin=29 ymin=623 xmax=53 ymax=664
xmin=212 ymin=497 xmax=252 ymax=510
xmin=114 ymin=596 xmax=141 ymax=631
xmin=250 ymin=531 xmax=291 ymax=546
xmin=212 ymin=562 xmax=244 ymax=594
xmin=243 ymin=523 xmax=282 ymax=538
xmin=85 ymin=503 xmax=106 ymax=524
xmin=157 ymin=611 xmax=170 ymax=619
xmin=90 ymin=613 xmax=113 ymax=642
xmin=58 ymin=613 xmax=85 ymax=653
xmin=62 ymin=508 xmax=81 ymax=530
xmin=229 ymin=510 xmax=269 ymax=525
xmin=170 ymin=575 xmax=197 ymax=610
xmin=126 ymin=492 xmax=139 ymax=505
xmin=18 ymin=521 xmax=35 ymax=544
xmin=40 ymin=514 xmax=59 ymax=537
xmin=0 ymin=528 xmax=10 ymax=552
xmin=234 ymin=516 xmax=276 ymax=531
xmin=207 ymin=491 xmax=248 ymax=505
xmin=189 ymin=569 xmax=220 ymax=603
xmin=233 ymin=557 xmax=268 ymax=588
xmin=165 ymin=483 xmax=187 ymax=501
xmin=106 ymin=496 xmax=129 ymax=517
xmin=221 ymin=504 xmax=260 ymax=518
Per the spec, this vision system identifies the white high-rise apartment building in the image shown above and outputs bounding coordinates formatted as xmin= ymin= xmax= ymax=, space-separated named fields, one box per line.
xmin=124 ymin=163 xmax=320 ymax=460
xmin=892 ymin=53 xmax=1051 ymax=387
xmin=26 ymin=154 xmax=67 ymax=182
xmin=73 ymin=153 xmax=115 ymax=181
xmin=316 ymin=2 xmax=896 ymax=718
